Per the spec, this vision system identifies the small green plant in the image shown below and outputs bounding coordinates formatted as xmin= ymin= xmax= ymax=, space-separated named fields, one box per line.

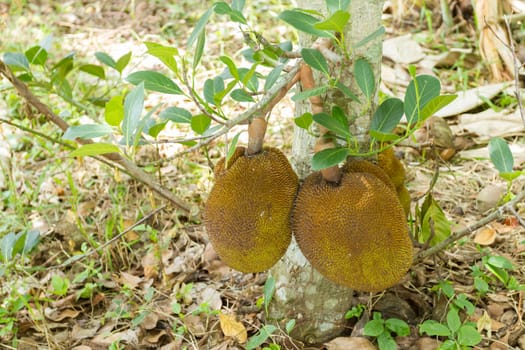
xmin=345 ymin=303 xmax=365 ymax=319
xmin=473 ymin=252 xmax=524 ymax=292
xmin=363 ymin=312 xmax=410 ymax=350
xmin=419 ymin=282 xmax=482 ymax=349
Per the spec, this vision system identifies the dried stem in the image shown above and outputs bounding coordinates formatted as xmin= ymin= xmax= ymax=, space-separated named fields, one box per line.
xmin=0 ymin=60 xmax=194 ymax=215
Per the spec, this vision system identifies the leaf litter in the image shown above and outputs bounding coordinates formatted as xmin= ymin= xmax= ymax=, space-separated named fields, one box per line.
xmin=1 ymin=1 xmax=525 ymax=349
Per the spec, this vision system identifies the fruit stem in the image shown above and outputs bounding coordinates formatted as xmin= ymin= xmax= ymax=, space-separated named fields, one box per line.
xmin=247 ymin=117 xmax=267 ymax=155
xmin=300 ymin=63 xmax=342 ymax=183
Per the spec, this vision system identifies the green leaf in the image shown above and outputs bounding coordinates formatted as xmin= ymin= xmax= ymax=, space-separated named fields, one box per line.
xmin=148 ymin=121 xmax=167 ymax=138
xmin=354 ymin=26 xmax=386 ymax=48
xmin=278 ymin=10 xmax=332 ymax=38
xmin=335 ymin=81 xmax=359 ymax=102
xmin=419 ymin=320 xmax=451 ymax=337
xmin=115 ymin=52 xmax=132 ymax=74
xmin=187 ymin=7 xmax=213 ymax=47
xmin=3 ymin=52 xmax=30 ymax=71
xmin=404 ymin=75 xmax=440 ymax=125
xmin=214 ymin=2 xmax=246 ymax=24
xmin=203 ymin=77 xmax=225 ymax=105
xmin=326 ymin=0 xmax=351 ymax=13
xmin=79 ymin=64 xmax=106 ymax=79
xmin=25 ymin=46 xmax=48 ymax=65
xmin=457 ymin=325 xmax=482 ymax=346
xmin=145 ymin=42 xmax=179 ymax=73
xmin=63 ymin=124 xmax=113 ymax=140
xmin=313 ymin=112 xmax=351 ymax=138
xmin=369 ymin=130 xmax=399 ymax=142
xmin=105 ymin=95 xmax=124 ymax=126
xmin=294 ymin=112 xmax=313 ymax=130
xmin=159 ymin=106 xmax=192 ymax=123
xmin=263 ymin=276 xmax=276 ymax=314
xmin=363 ymin=319 xmax=385 ymax=337
xmin=231 ymin=89 xmax=254 ymax=102
xmin=419 ymin=194 xmax=451 ymax=246
xmin=446 ymin=308 xmax=461 ymax=333
xmin=301 ymin=48 xmax=329 ymax=74
xmin=122 ymin=82 xmax=145 ymax=145
xmin=371 ymin=98 xmax=404 ymax=133
xmin=51 ymin=275 xmax=70 ymax=296
xmin=232 ymin=0 xmax=245 ymax=11
xmin=377 ymin=332 xmax=397 ymax=350
xmin=95 ymin=52 xmax=116 ymax=69
xmin=264 ymin=65 xmax=284 ymax=91
xmin=354 ymin=58 xmax=375 ymax=99
xmin=193 ymin=30 xmax=206 ymax=70
xmin=238 ymin=66 xmax=259 ymax=92
xmin=69 ymin=143 xmax=121 ymax=157
xmin=220 ymin=55 xmax=239 ymax=80
xmin=12 ymin=230 xmax=40 ymax=257
xmin=312 ymin=147 xmax=349 ymax=171
xmin=313 ymin=10 xmax=349 ymax=33
xmin=0 ymin=232 xmax=16 ymax=261
xmin=126 ymin=70 xmax=183 ymax=94
xmin=486 ymin=255 xmax=514 ymax=270
xmin=191 ymin=114 xmax=211 ymax=135
xmin=225 ymin=132 xmax=242 ymax=165
xmin=420 ymin=94 xmax=457 ymax=122
xmin=246 ymin=325 xmax=277 ymax=350
xmin=454 ymin=294 xmax=475 ymax=315
xmin=489 ymin=137 xmax=514 ymax=173
xmin=291 ymin=86 xmax=329 ymax=102
xmin=285 ymin=319 xmax=296 ymax=334
xmin=385 ymin=318 xmax=410 ymax=336
xmin=474 ymin=276 xmax=489 ymax=294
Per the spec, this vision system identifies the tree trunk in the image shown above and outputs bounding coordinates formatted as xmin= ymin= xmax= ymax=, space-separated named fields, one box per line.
xmin=267 ymin=0 xmax=385 ymax=345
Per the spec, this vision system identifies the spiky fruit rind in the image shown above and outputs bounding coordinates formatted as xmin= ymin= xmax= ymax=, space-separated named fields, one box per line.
xmin=293 ymin=172 xmax=413 ymax=292
xmin=205 ymin=147 xmax=298 ymax=273
xmin=343 ymin=159 xmax=396 ymax=191
xmin=378 ymin=148 xmax=406 ymax=189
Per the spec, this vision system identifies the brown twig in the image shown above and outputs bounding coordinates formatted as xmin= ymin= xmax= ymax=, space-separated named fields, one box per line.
xmin=0 ymin=60 xmax=194 ymax=215
xmin=503 ymin=15 xmax=525 ymax=129
xmin=413 ymin=189 xmax=525 ymax=263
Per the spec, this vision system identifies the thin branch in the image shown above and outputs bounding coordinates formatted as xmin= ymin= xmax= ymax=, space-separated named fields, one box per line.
xmin=0 ymin=60 xmax=194 ymax=215
xmin=413 ymin=189 xmax=525 ymax=263
xmin=170 ymin=64 xmax=302 ymax=157
xmin=50 ymin=205 xmax=166 ymax=269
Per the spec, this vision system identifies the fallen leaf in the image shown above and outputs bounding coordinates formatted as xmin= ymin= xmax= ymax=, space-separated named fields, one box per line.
xmin=435 ymin=83 xmax=508 ymax=117
xmin=325 ymin=336 xmax=377 ymax=350
xmin=473 ymin=227 xmax=497 ymax=245
xmin=383 ymin=34 xmax=425 ymax=64
xmin=452 ymin=109 xmax=524 ymax=141
xmin=142 ymin=252 xmax=159 ymax=280
xmin=477 ymin=310 xmax=493 ymax=337
xmin=118 ymin=272 xmax=142 ymax=289
xmin=219 ymin=314 xmax=247 ymax=343
xmin=44 ymin=307 xmax=80 ymax=322
xmin=71 ymin=321 xmax=101 ymax=340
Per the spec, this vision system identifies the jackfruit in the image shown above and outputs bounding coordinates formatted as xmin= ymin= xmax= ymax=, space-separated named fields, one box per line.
xmin=378 ymin=148 xmax=411 ymax=216
xmin=292 ymin=170 xmax=413 ymax=292
xmin=342 ymin=159 xmax=396 ymax=192
xmin=205 ymin=146 xmax=298 ymax=273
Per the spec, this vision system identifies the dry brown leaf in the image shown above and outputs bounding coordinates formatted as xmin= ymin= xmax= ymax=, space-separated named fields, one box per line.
xmin=44 ymin=307 xmax=80 ymax=322
xmin=141 ymin=312 xmax=159 ymax=330
xmin=325 ymin=336 xmax=377 ymax=350
xmin=477 ymin=310 xmax=493 ymax=337
xmin=123 ymin=219 xmax=140 ymax=241
xmin=71 ymin=321 xmax=101 ymax=340
xmin=72 ymin=346 xmax=92 ymax=350
xmin=143 ymin=329 xmax=167 ymax=343
xmin=119 ymin=271 xmax=143 ymax=289
xmin=474 ymin=227 xmax=497 ymax=245
xmin=219 ymin=313 xmax=248 ymax=344
xmin=142 ymin=251 xmax=159 ymax=280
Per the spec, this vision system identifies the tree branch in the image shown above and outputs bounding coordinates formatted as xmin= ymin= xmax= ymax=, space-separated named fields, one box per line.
xmin=413 ymin=188 xmax=525 ymax=263
xmin=0 ymin=60 xmax=195 ymax=215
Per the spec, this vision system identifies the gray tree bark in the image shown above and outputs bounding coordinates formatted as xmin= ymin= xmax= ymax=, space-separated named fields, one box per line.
xmin=267 ymin=0 xmax=385 ymax=345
